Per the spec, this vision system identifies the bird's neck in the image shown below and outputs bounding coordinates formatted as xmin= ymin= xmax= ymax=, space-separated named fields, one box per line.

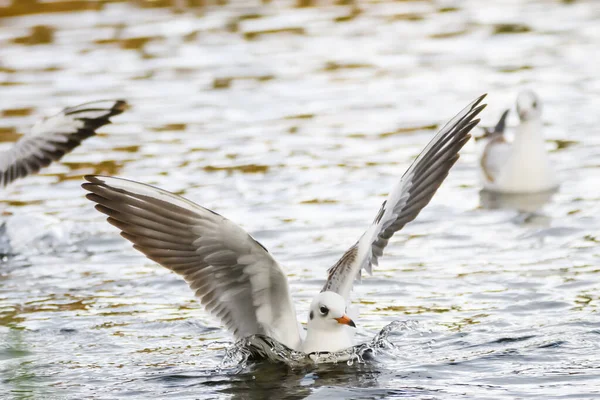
xmin=511 ymin=119 xmax=552 ymax=168
xmin=496 ymin=118 xmax=557 ymax=192
xmin=302 ymin=324 xmax=353 ymax=354
xmin=515 ymin=119 xmax=545 ymax=147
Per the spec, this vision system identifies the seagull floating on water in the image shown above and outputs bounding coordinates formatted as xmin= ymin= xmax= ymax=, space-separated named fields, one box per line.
xmin=82 ymin=94 xmax=486 ymax=355
xmin=479 ymin=90 xmax=558 ymax=194
xmin=0 ymin=100 xmax=128 ymax=188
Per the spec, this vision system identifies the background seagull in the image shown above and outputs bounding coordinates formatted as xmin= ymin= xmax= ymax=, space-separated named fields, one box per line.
xmin=82 ymin=94 xmax=486 ymax=355
xmin=0 ymin=100 xmax=128 ymax=188
xmin=479 ymin=90 xmax=558 ymax=194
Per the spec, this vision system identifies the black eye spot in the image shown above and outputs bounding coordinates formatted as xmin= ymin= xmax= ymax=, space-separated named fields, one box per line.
xmin=309 ymin=311 xmax=314 ymax=320
xmin=532 ymin=101 xmax=537 ymax=108
xmin=319 ymin=306 xmax=329 ymax=316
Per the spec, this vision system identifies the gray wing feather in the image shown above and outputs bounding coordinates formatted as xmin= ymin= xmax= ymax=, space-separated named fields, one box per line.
xmin=82 ymin=175 xmax=302 ymax=350
xmin=0 ymin=100 xmax=127 ymax=187
xmin=323 ymin=94 xmax=487 ymax=299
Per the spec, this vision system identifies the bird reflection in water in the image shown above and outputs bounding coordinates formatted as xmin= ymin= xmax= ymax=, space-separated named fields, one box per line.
xmin=479 ymin=188 xmax=557 ymax=225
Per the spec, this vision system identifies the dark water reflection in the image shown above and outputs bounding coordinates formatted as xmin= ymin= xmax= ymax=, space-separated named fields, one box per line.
xmin=1 ymin=0 xmax=600 ymax=399
xmin=151 ymin=362 xmax=390 ymax=400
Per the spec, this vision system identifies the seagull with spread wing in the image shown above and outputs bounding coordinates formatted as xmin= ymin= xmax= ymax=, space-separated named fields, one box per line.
xmin=82 ymin=94 xmax=486 ymax=354
xmin=0 ymin=100 xmax=128 ymax=188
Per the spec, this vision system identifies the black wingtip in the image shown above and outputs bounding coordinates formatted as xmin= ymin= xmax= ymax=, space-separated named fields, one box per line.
xmin=470 ymin=95 xmax=488 ymax=118
xmin=62 ymin=99 xmax=129 ymax=118
xmin=472 ymin=103 xmax=487 ymax=115
xmin=460 ymin=120 xmax=481 ymax=141
xmin=82 ymin=175 xmax=104 ymax=186
xmin=475 ymin=93 xmax=488 ymax=105
xmin=474 ymin=106 xmax=507 ymax=142
xmin=494 ymin=108 xmax=510 ymax=133
xmin=112 ymin=100 xmax=130 ymax=115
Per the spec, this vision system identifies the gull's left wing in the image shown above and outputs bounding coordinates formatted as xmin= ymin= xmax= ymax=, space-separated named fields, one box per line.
xmin=322 ymin=94 xmax=487 ymax=300
xmin=0 ymin=100 xmax=128 ymax=187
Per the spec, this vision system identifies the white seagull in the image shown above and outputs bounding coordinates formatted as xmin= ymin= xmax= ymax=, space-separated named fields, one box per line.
xmin=0 ymin=100 xmax=128 ymax=188
xmin=479 ymin=90 xmax=558 ymax=194
xmin=82 ymin=94 xmax=486 ymax=354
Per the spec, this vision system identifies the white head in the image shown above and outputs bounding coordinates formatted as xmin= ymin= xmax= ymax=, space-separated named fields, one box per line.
xmin=516 ymin=90 xmax=542 ymax=122
xmin=307 ymin=291 xmax=356 ymax=331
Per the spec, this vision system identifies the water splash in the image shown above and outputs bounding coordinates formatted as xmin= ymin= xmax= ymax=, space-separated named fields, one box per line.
xmin=219 ymin=320 xmax=414 ymax=369
xmin=0 ymin=214 xmax=74 ymax=256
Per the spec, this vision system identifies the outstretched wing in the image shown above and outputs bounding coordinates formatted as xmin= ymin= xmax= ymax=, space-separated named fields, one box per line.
xmin=83 ymin=176 xmax=302 ymax=350
xmin=0 ymin=100 xmax=127 ymax=187
xmin=323 ymin=94 xmax=487 ymax=300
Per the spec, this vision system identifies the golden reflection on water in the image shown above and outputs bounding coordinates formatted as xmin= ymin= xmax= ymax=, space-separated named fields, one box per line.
xmin=0 ymin=128 xmax=20 ymax=142
xmin=0 ymin=0 xmax=213 ymax=18
xmin=1 ymin=108 xmax=34 ymax=118
xmin=0 ymin=0 xmax=366 ymax=19
xmin=0 ymin=299 xmax=87 ymax=328
xmin=11 ymin=25 xmax=54 ymax=45
xmin=58 ymin=160 xmax=127 ymax=180
xmin=203 ymin=163 xmax=271 ymax=173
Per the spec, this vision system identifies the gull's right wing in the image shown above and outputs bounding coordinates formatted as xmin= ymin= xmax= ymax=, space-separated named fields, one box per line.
xmin=83 ymin=176 xmax=302 ymax=350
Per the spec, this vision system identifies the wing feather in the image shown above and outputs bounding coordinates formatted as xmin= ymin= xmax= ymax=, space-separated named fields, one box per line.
xmin=83 ymin=175 xmax=302 ymax=350
xmin=323 ymin=94 xmax=487 ymax=299
xmin=0 ymin=100 xmax=127 ymax=187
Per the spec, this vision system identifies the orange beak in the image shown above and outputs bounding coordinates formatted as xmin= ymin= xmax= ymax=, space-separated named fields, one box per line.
xmin=335 ymin=314 xmax=356 ymax=328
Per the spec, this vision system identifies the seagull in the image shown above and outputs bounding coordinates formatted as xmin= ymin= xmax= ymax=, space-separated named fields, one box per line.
xmin=82 ymin=94 xmax=486 ymax=355
xmin=0 ymin=100 xmax=128 ymax=188
xmin=479 ymin=90 xmax=558 ymax=194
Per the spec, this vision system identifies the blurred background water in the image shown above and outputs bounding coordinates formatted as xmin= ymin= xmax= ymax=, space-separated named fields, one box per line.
xmin=0 ymin=0 xmax=599 ymax=398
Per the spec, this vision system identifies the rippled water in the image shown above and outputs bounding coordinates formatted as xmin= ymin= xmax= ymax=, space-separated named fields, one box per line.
xmin=1 ymin=0 xmax=600 ymax=398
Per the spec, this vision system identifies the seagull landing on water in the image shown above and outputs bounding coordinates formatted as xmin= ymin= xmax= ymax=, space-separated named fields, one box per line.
xmin=0 ymin=100 xmax=128 ymax=188
xmin=479 ymin=90 xmax=558 ymax=194
xmin=82 ymin=94 xmax=486 ymax=356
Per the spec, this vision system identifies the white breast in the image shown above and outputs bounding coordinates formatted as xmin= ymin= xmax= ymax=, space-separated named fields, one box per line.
xmin=480 ymin=121 xmax=558 ymax=194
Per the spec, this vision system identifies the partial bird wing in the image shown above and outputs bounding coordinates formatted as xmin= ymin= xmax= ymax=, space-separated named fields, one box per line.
xmin=82 ymin=176 xmax=302 ymax=350
xmin=480 ymin=138 xmax=511 ymax=184
xmin=322 ymin=94 xmax=487 ymax=300
xmin=0 ymin=100 xmax=128 ymax=187
xmin=479 ymin=109 xmax=511 ymax=184
xmin=476 ymin=109 xmax=509 ymax=142
xmin=492 ymin=109 xmax=509 ymax=135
